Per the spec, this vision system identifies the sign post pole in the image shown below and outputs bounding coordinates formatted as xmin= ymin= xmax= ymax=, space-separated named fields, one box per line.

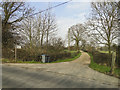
xmin=15 ymin=45 xmax=21 ymax=62
xmin=15 ymin=46 xmax=17 ymax=62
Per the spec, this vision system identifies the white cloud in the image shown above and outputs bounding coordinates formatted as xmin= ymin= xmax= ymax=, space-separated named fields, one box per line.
xmin=73 ymin=12 xmax=86 ymax=20
xmin=56 ymin=17 xmax=75 ymax=40
xmin=54 ymin=2 xmax=91 ymax=41
xmin=56 ymin=14 xmax=87 ymax=40
xmin=66 ymin=2 xmax=90 ymax=10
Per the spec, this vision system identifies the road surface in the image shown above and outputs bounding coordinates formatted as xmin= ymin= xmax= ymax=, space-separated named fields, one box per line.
xmin=2 ymin=51 xmax=120 ymax=88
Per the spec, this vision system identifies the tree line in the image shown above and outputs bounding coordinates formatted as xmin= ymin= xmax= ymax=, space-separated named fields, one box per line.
xmin=1 ymin=2 xmax=64 ymax=50
xmin=1 ymin=2 xmax=67 ymax=62
xmin=67 ymin=2 xmax=120 ymax=73
xmin=1 ymin=2 xmax=120 ymax=66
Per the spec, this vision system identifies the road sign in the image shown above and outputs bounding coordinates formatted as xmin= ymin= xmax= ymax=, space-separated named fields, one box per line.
xmin=16 ymin=45 xmax=21 ymax=49
xmin=15 ymin=45 xmax=21 ymax=62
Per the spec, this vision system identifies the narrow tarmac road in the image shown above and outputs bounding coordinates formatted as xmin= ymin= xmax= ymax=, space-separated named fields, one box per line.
xmin=2 ymin=51 xmax=120 ymax=88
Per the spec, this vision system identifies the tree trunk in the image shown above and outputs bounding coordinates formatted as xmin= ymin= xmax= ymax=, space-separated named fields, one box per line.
xmin=76 ymin=41 xmax=79 ymax=52
xmin=108 ymin=43 xmax=111 ymax=66
xmin=118 ymin=45 xmax=120 ymax=67
xmin=68 ymin=37 xmax=70 ymax=51
xmin=29 ymin=28 xmax=32 ymax=49
xmin=46 ymin=30 xmax=49 ymax=54
xmin=41 ymin=33 xmax=44 ymax=47
xmin=46 ymin=32 xmax=48 ymax=46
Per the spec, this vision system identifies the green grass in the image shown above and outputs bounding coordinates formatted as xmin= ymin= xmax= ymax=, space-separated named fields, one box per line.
xmin=2 ymin=50 xmax=81 ymax=64
xmin=2 ymin=59 xmax=42 ymax=64
xmin=114 ymin=68 xmax=120 ymax=76
xmin=2 ymin=59 xmax=13 ymax=63
xmin=64 ymin=50 xmax=78 ymax=53
xmin=99 ymin=50 xmax=109 ymax=53
xmin=51 ymin=52 xmax=81 ymax=63
xmin=99 ymin=50 xmax=113 ymax=54
xmin=88 ymin=53 xmax=120 ymax=77
xmin=16 ymin=60 xmax=42 ymax=63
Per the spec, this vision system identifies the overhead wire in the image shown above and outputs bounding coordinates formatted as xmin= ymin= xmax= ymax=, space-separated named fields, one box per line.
xmin=26 ymin=0 xmax=72 ymax=18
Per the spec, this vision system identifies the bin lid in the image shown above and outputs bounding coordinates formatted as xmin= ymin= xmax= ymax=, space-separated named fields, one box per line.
xmin=41 ymin=54 xmax=49 ymax=56
xmin=41 ymin=54 xmax=46 ymax=56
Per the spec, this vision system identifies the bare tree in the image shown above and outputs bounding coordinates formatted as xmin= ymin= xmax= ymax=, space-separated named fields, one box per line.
xmin=116 ymin=1 xmax=120 ymax=68
xmin=67 ymin=29 xmax=71 ymax=50
xmin=1 ymin=2 xmax=33 ymax=48
xmin=68 ymin=24 xmax=85 ymax=51
xmin=81 ymin=39 xmax=86 ymax=50
xmin=19 ymin=17 xmax=36 ymax=48
xmin=49 ymin=37 xmax=65 ymax=52
xmin=44 ymin=10 xmax=57 ymax=50
xmin=87 ymin=2 xmax=119 ymax=74
xmin=19 ymin=9 xmax=57 ymax=52
xmin=34 ymin=10 xmax=57 ymax=49
xmin=88 ymin=2 xmax=118 ymax=57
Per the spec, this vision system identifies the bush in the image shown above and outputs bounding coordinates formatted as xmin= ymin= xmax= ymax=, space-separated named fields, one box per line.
xmin=2 ymin=48 xmax=14 ymax=59
xmin=116 ymin=46 xmax=120 ymax=68
xmin=17 ymin=49 xmax=42 ymax=62
xmin=48 ymin=52 xmax=71 ymax=62
xmin=71 ymin=52 xmax=78 ymax=58
xmin=89 ymin=53 xmax=120 ymax=78
xmin=2 ymin=46 xmax=79 ymax=63
xmin=2 ymin=47 xmax=42 ymax=62
xmin=85 ymin=47 xmax=112 ymax=66
xmin=93 ymin=51 xmax=112 ymax=66
xmin=87 ymin=50 xmax=112 ymax=67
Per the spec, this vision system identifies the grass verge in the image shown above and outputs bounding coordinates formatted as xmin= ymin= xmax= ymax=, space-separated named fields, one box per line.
xmin=99 ymin=50 xmax=113 ymax=54
xmin=51 ymin=52 xmax=81 ymax=63
xmin=88 ymin=53 xmax=120 ymax=78
xmin=2 ymin=51 xmax=81 ymax=64
xmin=2 ymin=59 xmax=42 ymax=64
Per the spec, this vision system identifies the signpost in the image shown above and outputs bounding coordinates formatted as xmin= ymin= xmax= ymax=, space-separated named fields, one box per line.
xmin=15 ymin=45 xmax=21 ymax=62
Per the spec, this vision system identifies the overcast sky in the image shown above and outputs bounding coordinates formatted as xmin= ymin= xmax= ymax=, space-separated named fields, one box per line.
xmin=28 ymin=2 xmax=91 ymax=40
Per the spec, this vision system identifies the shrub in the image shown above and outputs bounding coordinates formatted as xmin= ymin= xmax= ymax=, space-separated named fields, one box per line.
xmin=2 ymin=46 xmax=78 ymax=63
xmin=17 ymin=49 xmax=42 ymax=62
xmin=89 ymin=53 xmax=120 ymax=78
xmin=116 ymin=46 xmax=120 ymax=68
xmin=93 ymin=51 xmax=112 ymax=66
xmin=2 ymin=48 xmax=14 ymax=59
xmin=48 ymin=52 xmax=71 ymax=62
xmin=2 ymin=48 xmax=42 ymax=62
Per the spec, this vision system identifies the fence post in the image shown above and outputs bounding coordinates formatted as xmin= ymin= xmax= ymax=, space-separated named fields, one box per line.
xmin=110 ymin=52 xmax=116 ymax=74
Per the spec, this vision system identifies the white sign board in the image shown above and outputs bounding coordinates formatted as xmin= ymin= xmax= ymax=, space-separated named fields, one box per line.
xmin=16 ymin=45 xmax=21 ymax=49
